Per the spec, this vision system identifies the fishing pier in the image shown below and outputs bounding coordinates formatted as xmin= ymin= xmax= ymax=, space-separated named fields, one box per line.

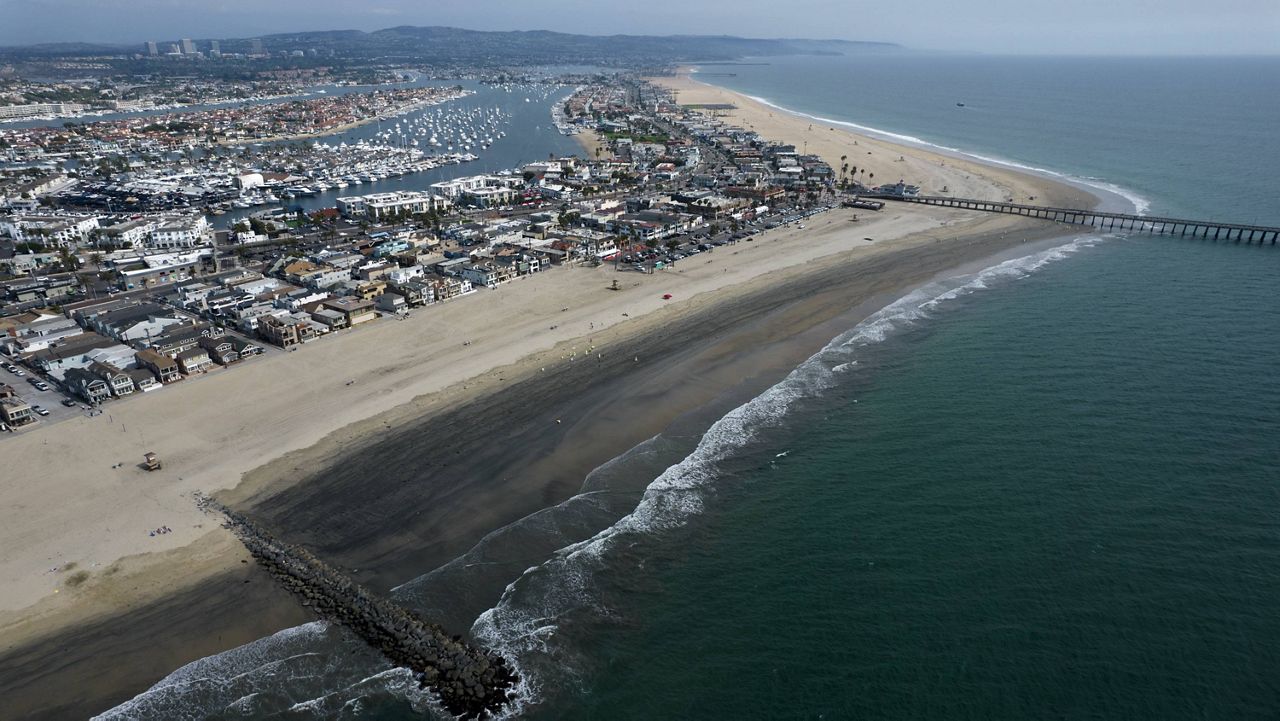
xmin=866 ymin=195 xmax=1280 ymax=244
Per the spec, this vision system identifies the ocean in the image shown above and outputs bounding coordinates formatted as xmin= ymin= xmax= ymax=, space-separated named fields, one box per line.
xmin=99 ymin=55 xmax=1280 ymax=719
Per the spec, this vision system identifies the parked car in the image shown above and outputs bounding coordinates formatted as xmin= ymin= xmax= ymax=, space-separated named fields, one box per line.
xmin=61 ymin=398 xmax=77 ymax=407
xmin=32 ymin=405 xmax=49 ymax=416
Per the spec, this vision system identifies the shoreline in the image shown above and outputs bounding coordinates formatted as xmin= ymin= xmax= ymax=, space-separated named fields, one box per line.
xmin=4 ymin=216 xmax=1085 ymax=720
xmin=572 ymin=126 xmax=607 ymax=160
xmin=0 ymin=67 xmax=1103 ymax=719
xmin=688 ymin=68 xmax=1143 ymax=214
xmin=212 ymin=90 xmax=471 ymax=146
xmin=656 ymin=67 xmax=1099 ymax=212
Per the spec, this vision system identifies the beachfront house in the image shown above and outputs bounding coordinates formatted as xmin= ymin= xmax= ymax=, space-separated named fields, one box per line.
xmin=176 ymin=347 xmax=214 ymax=375
xmin=135 ymin=348 xmax=181 ymax=383
xmin=320 ymin=297 xmax=377 ymax=327
xmin=376 ymin=292 xmax=408 ymax=314
xmin=432 ymin=277 xmax=473 ymax=300
xmin=63 ymin=367 xmax=112 ymax=404
xmin=0 ymin=397 xmax=34 ymax=427
xmin=229 ymin=337 xmax=264 ymax=359
xmin=146 ymin=322 xmax=217 ymax=357
xmin=197 ymin=336 xmax=240 ymax=365
xmin=127 ymin=368 xmax=161 ymax=392
xmin=388 ymin=278 xmax=434 ymax=306
xmin=258 ymin=314 xmax=319 ymax=348
xmin=87 ymin=361 xmax=136 ymax=397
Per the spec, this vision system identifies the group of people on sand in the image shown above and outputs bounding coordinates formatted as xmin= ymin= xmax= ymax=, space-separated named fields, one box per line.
xmin=149 ymin=526 xmax=172 ymax=537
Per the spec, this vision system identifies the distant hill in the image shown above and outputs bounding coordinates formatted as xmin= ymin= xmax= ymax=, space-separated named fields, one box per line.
xmin=259 ymin=26 xmax=901 ymax=63
xmin=1 ymin=26 xmax=903 ymax=65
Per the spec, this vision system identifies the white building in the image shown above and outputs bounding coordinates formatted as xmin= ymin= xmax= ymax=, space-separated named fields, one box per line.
xmin=0 ymin=214 xmax=100 ymax=247
xmin=385 ymin=265 xmax=425 ymax=284
xmin=99 ymin=218 xmax=159 ymax=249
xmin=0 ymin=103 xmax=87 ymax=120
xmin=236 ymin=173 xmax=265 ymax=190
xmin=336 ymin=191 xmax=451 ymax=220
xmin=148 ymin=215 xmax=211 ymax=250
xmin=429 ymin=175 xmax=524 ymax=206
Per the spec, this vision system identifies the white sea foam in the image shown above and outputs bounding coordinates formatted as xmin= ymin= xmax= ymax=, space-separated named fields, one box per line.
xmin=730 ymin=90 xmax=1151 ymax=217
xmin=92 ymin=621 xmax=383 ymax=720
xmin=473 ymin=235 xmax=1106 ymax=707
xmin=97 ymin=239 xmax=1105 ymax=720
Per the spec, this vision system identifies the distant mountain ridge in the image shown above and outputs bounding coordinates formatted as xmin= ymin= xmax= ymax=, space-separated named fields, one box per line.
xmin=2 ymin=25 xmax=903 ymax=64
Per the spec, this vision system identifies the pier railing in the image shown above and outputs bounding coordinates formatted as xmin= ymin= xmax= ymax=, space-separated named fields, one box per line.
xmin=862 ymin=194 xmax=1280 ymax=244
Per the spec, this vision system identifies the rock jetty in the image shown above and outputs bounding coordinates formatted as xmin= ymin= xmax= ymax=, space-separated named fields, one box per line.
xmin=199 ymin=496 xmax=519 ymax=719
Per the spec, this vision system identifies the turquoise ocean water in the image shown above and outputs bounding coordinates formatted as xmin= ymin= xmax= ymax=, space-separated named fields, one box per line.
xmin=101 ymin=56 xmax=1280 ymax=719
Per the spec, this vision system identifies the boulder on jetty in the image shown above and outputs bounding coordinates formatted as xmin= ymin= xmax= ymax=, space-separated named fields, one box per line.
xmin=197 ymin=495 xmax=518 ymax=719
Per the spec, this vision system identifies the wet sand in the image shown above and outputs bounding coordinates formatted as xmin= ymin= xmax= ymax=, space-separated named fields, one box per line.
xmin=0 ymin=67 xmax=1102 ymax=719
xmin=0 ymin=214 xmax=1077 ymax=719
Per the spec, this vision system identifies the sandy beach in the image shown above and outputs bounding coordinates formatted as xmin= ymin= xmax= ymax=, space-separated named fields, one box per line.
xmin=573 ymin=127 xmax=608 ymax=160
xmin=655 ymin=67 xmax=1097 ymax=210
xmin=0 ymin=69 xmax=1097 ymax=718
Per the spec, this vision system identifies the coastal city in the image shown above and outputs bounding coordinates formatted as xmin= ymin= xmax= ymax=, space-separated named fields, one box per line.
xmin=6 ymin=9 xmax=1270 ymax=721
xmin=1 ymin=65 xmax=897 ymax=435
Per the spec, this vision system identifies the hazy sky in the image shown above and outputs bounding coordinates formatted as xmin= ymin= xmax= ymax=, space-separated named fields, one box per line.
xmin=3 ymin=0 xmax=1278 ymax=54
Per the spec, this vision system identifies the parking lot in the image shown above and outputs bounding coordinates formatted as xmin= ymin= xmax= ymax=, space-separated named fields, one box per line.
xmin=2 ymin=362 xmax=87 ymax=434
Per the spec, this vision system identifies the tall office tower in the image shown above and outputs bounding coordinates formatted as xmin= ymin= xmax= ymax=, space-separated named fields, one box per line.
xmin=145 ymin=41 xmax=158 ymax=56
xmin=180 ymin=38 xmax=196 ymax=54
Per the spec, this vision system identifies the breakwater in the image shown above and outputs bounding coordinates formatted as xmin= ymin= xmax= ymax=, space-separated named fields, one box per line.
xmin=198 ymin=496 xmax=519 ymax=719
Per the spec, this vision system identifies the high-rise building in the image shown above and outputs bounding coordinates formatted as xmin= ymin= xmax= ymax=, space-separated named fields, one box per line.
xmin=145 ymin=41 xmax=158 ymax=56
xmin=209 ymin=40 xmax=221 ymax=56
xmin=250 ymin=38 xmax=264 ymax=56
xmin=180 ymin=38 xmax=196 ymax=55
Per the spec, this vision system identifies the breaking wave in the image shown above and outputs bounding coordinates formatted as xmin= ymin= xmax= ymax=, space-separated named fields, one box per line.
xmin=97 ymin=236 xmax=1104 ymax=719
xmin=688 ymin=74 xmax=1152 ymax=217
xmin=472 ymin=235 xmax=1107 ymax=711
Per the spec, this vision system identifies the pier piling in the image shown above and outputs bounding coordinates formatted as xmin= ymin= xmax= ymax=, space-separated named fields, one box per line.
xmin=862 ymin=194 xmax=1280 ymax=245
